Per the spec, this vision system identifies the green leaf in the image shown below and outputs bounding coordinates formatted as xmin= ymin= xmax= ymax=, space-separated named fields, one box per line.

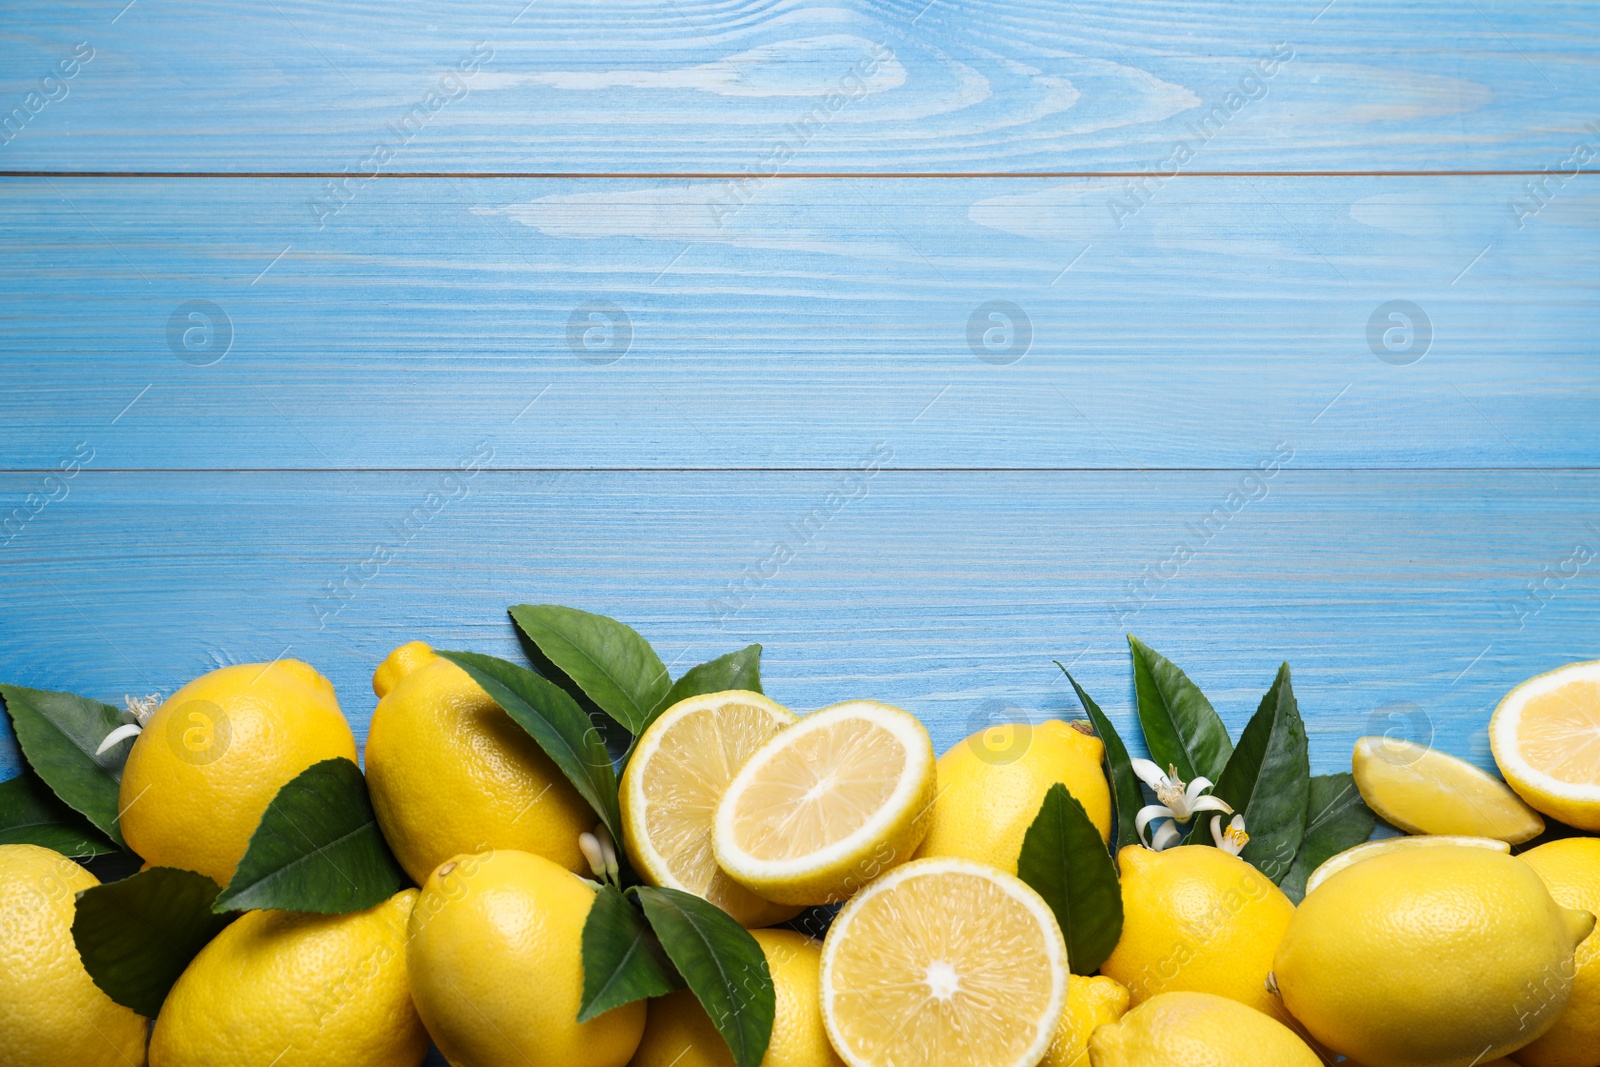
xmin=215 ymin=758 xmax=406 ymax=914
xmin=624 ymin=645 xmax=764 ymax=763
xmin=436 ymin=650 xmax=622 ymax=841
xmin=0 ymin=772 xmax=119 ymax=856
xmin=0 ymin=685 xmax=130 ymax=848
xmin=1059 ymin=666 xmax=1143 ymax=853
xmin=1202 ymin=664 xmax=1310 ymax=881
xmin=634 ymin=886 xmax=774 ymax=1067
xmin=579 ymin=884 xmax=683 ymax=1021
xmin=72 ymin=866 xmax=235 ymax=1017
xmin=1279 ymin=773 xmax=1378 ymax=903
xmin=1127 ymin=637 xmax=1233 ymax=783
xmin=1016 ymin=783 xmax=1124 ymax=975
xmin=510 ymin=605 xmax=672 ymax=735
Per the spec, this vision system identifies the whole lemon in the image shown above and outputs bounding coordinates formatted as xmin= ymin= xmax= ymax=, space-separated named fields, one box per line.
xmin=118 ymin=659 xmax=358 ymax=885
xmin=407 ymin=849 xmax=645 ymax=1067
xmin=150 ymin=889 xmax=425 ymax=1066
xmin=366 ymin=642 xmax=595 ymax=883
xmin=1042 ymin=975 xmax=1130 ymax=1067
xmin=916 ymin=720 xmax=1111 ymax=873
xmin=1512 ymin=838 xmax=1600 ymax=1067
xmin=631 ymin=929 xmax=843 ymax=1067
xmin=1087 ymin=991 xmax=1322 ymax=1067
xmin=0 ymin=844 xmax=148 ymax=1067
xmin=1274 ymin=845 xmax=1595 ymax=1067
xmin=1099 ymin=845 xmax=1294 ymax=1022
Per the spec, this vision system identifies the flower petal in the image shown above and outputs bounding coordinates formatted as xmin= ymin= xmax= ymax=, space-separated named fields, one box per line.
xmin=1189 ymin=795 xmax=1235 ymax=816
xmin=1130 ymin=758 xmax=1167 ymax=789
xmin=1151 ymin=821 xmax=1182 ymax=851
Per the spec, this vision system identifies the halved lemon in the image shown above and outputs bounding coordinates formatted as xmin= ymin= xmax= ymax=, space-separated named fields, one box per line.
xmin=820 ymin=857 xmax=1068 ymax=1067
xmin=1491 ymin=659 xmax=1600 ymax=831
xmin=712 ymin=699 xmax=936 ymax=906
xmin=1351 ymin=736 xmax=1544 ymax=843
xmin=1304 ymin=834 xmax=1510 ymax=896
xmin=619 ymin=690 xmax=801 ymax=927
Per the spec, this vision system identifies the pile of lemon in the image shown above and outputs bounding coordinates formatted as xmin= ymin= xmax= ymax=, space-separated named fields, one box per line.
xmin=4 ymin=648 xmax=1600 ymax=1067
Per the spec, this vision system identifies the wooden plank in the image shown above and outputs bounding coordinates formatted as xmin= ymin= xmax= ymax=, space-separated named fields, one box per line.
xmin=3 ymin=469 xmax=1596 ymax=782
xmin=0 ymin=0 xmax=1595 ymax=172
xmin=2 ymin=174 xmax=1596 ymax=471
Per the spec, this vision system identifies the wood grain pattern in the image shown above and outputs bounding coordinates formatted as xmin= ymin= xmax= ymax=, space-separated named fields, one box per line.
xmin=2 ymin=175 xmax=1596 ymax=471
xmin=3 ymin=470 xmax=1596 ymax=783
xmin=0 ymin=0 xmax=1595 ymax=172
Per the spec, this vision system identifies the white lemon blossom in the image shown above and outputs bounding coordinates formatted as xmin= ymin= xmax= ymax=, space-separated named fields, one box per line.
xmin=1131 ymin=758 xmax=1234 ymax=851
xmin=1210 ymin=813 xmax=1250 ymax=856
xmin=93 ymin=693 xmax=162 ymax=756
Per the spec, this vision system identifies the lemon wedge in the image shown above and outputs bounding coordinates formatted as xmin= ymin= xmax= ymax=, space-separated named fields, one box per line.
xmin=620 ymin=690 xmax=801 ymax=927
xmin=1351 ymin=736 xmax=1543 ymax=843
xmin=1491 ymin=659 xmax=1600 ymax=832
xmin=1304 ymin=834 xmax=1510 ymax=896
xmin=820 ymin=857 xmax=1068 ymax=1067
xmin=712 ymin=699 xmax=935 ymax=906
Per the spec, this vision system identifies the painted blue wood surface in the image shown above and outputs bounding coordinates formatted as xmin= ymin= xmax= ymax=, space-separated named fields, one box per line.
xmin=2 ymin=175 xmax=1597 ymax=470
xmin=3 ymin=470 xmax=1598 ymax=785
xmin=1 ymin=0 xmax=1596 ymax=172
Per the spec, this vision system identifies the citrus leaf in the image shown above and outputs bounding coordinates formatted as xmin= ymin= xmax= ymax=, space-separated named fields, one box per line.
xmin=634 ymin=885 xmax=774 ymax=1067
xmin=579 ymin=884 xmax=682 ymax=1021
xmin=624 ymin=645 xmax=764 ymax=763
xmin=436 ymin=650 xmax=622 ymax=841
xmin=1279 ymin=773 xmax=1378 ymax=903
xmin=0 ymin=772 xmax=118 ymax=856
xmin=1200 ymin=663 xmax=1310 ymax=881
xmin=1127 ymin=637 xmax=1233 ymax=783
xmin=0 ymin=684 xmax=130 ymax=847
xmin=215 ymin=757 xmax=406 ymax=914
xmin=1059 ymin=665 xmax=1143 ymax=852
xmin=1016 ymin=783 xmax=1124 ymax=975
xmin=73 ymin=866 xmax=234 ymax=1017
xmin=510 ymin=605 xmax=671 ymax=735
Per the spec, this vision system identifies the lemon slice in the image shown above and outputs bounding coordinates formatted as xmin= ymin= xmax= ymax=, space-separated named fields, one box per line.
xmin=620 ymin=690 xmax=801 ymax=927
xmin=1351 ymin=736 xmax=1544 ymax=843
xmin=1491 ymin=659 xmax=1600 ymax=832
xmin=820 ymin=857 xmax=1068 ymax=1067
xmin=712 ymin=699 xmax=936 ymax=906
xmin=1304 ymin=834 xmax=1510 ymax=896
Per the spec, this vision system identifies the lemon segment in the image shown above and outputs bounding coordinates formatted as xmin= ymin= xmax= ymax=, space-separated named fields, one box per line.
xmin=1491 ymin=659 xmax=1600 ymax=832
xmin=820 ymin=857 xmax=1068 ymax=1067
xmin=1304 ymin=834 xmax=1509 ymax=896
xmin=713 ymin=700 xmax=936 ymax=906
xmin=1351 ymin=736 xmax=1544 ymax=843
xmin=620 ymin=690 xmax=801 ymax=928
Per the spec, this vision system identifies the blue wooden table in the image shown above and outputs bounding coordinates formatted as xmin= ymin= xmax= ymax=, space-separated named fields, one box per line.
xmin=3 ymin=0 xmax=1598 ymax=792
